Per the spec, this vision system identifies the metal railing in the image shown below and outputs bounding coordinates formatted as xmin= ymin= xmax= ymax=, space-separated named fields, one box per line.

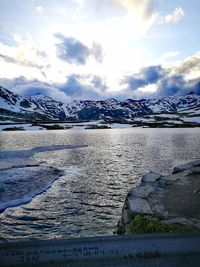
xmin=1 ymin=233 xmax=200 ymax=267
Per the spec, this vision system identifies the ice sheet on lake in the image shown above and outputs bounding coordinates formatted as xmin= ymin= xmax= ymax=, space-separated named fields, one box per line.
xmin=0 ymin=166 xmax=63 ymax=212
xmin=0 ymin=157 xmax=40 ymax=170
xmin=0 ymin=144 xmax=87 ymax=211
xmin=0 ymin=144 xmax=88 ymax=160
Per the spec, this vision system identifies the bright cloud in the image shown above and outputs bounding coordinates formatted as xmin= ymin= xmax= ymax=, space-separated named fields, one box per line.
xmin=82 ymin=0 xmax=156 ymax=20
xmin=161 ymin=51 xmax=180 ymax=60
xmin=35 ymin=6 xmax=44 ymax=14
xmin=0 ymin=0 xmax=199 ymax=101
xmin=157 ymin=7 xmax=185 ymax=24
xmin=0 ymin=36 xmax=49 ymax=81
xmin=110 ymin=0 xmax=156 ymax=19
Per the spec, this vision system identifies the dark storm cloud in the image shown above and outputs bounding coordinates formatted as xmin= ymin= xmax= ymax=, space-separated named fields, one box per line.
xmin=156 ymin=75 xmax=200 ymax=96
xmin=156 ymin=74 xmax=186 ymax=96
xmin=90 ymin=75 xmax=108 ymax=90
xmin=123 ymin=65 xmax=165 ymax=90
xmin=55 ymin=33 xmax=103 ymax=65
xmin=155 ymin=53 xmax=200 ymax=96
xmin=59 ymin=74 xmax=85 ymax=96
xmin=58 ymin=74 xmax=103 ymax=99
xmin=122 ymin=54 xmax=200 ymax=98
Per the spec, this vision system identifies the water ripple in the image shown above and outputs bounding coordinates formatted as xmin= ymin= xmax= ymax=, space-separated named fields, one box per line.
xmin=0 ymin=128 xmax=200 ymax=240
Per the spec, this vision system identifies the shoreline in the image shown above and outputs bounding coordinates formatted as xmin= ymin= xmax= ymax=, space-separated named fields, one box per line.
xmin=0 ymin=122 xmax=200 ymax=132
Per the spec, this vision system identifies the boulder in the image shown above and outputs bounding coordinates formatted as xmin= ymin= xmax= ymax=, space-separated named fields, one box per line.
xmin=2 ymin=126 xmax=25 ymax=131
xmin=117 ymin=160 xmax=200 ymax=234
xmin=129 ymin=184 xmax=154 ymax=198
xmin=141 ymin=171 xmax=163 ymax=183
xmin=127 ymin=197 xmax=153 ymax=215
xmin=172 ymin=160 xmax=200 ymax=174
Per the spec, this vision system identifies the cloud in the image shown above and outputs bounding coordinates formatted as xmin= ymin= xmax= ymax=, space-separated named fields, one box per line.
xmin=122 ymin=52 xmax=200 ymax=98
xmin=155 ymin=75 xmax=186 ymax=96
xmin=91 ymin=43 xmax=103 ymax=63
xmin=1 ymin=73 xmax=108 ymax=102
xmin=0 ymin=53 xmax=45 ymax=70
xmin=84 ymin=0 xmax=156 ymax=20
xmin=75 ymin=0 xmax=85 ymax=4
xmin=1 ymin=76 xmax=70 ymax=102
xmin=161 ymin=51 xmax=180 ymax=60
xmin=157 ymin=7 xmax=185 ymax=24
xmin=171 ymin=52 xmax=200 ymax=75
xmin=90 ymin=75 xmax=108 ymax=91
xmin=77 ymin=1 xmax=183 ymax=38
xmin=79 ymin=1 xmax=183 ymax=26
xmin=0 ymin=38 xmax=49 ymax=78
xmin=155 ymin=75 xmax=200 ymax=97
xmin=59 ymin=74 xmax=87 ymax=96
xmin=35 ymin=6 xmax=44 ymax=14
xmin=115 ymin=0 xmax=156 ymax=20
xmin=55 ymin=33 xmax=103 ymax=65
xmin=58 ymin=74 xmax=107 ymax=99
xmin=122 ymin=65 xmax=165 ymax=90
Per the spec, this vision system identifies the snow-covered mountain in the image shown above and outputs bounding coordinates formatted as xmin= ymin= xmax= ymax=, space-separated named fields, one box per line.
xmin=0 ymin=86 xmax=67 ymax=122
xmin=0 ymin=85 xmax=200 ymax=123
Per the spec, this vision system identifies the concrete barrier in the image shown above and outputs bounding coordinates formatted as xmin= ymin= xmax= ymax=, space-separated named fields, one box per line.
xmin=0 ymin=233 xmax=200 ymax=267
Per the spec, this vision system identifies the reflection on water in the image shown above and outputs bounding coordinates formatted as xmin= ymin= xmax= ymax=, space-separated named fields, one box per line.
xmin=0 ymin=128 xmax=200 ymax=241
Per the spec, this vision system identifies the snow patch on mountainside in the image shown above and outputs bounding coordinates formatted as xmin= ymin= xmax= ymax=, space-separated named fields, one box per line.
xmin=0 ymin=85 xmax=200 ymax=122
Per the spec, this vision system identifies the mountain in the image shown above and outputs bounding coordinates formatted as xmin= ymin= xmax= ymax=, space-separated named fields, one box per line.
xmin=0 ymin=86 xmax=68 ymax=122
xmin=0 ymin=85 xmax=200 ymax=123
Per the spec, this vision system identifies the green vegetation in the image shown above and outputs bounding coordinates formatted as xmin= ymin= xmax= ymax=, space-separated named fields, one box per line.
xmin=125 ymin=214 xmax=192 ymax=234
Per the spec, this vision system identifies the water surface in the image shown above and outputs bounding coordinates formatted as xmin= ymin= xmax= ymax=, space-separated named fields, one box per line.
xmin=0 ymin=128 xmax=200 ymax=241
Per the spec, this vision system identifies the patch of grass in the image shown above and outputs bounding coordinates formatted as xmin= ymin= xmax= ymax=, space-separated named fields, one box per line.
xmin=125 ymin=214 xmax=192 ymax=234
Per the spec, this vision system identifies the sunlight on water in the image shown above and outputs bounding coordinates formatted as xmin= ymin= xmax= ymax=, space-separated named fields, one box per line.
xmin=0 ymin=128 xmax=200 ymax=241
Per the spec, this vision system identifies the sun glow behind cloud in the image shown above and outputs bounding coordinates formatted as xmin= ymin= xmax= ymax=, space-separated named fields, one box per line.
xmin=35 ymin=5 xmax=44 ymax=14
xmin=0 ymin=0 xmax=199 ymax=100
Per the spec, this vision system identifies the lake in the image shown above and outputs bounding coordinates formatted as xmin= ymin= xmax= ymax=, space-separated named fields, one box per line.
xmin=0 ymin=128 xmax=200 ymax=241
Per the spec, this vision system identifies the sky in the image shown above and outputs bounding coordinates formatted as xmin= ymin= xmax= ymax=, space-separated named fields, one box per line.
xmin=0 ymin=0 xmax=200 ymax=102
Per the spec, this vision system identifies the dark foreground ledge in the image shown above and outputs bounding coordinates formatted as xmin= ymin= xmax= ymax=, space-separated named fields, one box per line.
xmin=1 ymin=233 xmax=200 ymax=267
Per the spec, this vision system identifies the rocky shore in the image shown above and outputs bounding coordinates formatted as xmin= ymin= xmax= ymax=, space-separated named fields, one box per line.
xmin=117 ymin=160 xmax=200 ymax=234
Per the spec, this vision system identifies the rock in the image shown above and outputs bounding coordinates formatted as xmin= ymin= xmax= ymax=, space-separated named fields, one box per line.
xmin=158 ymin=179 xmax=166 ymax=188
xmin=127 ymin=197 xmax=153 ymax=215
xmin=188 ymin=167 xmax=200 ymax=175
xmin=148 ymin=194 xmax=168 ymax=218
xmin=172 ymin=160 xmax=200 ymax=174
xmin=85 ymin=124 xmax=111 ymax=129
xmin=141 ymin=172 xmax=163 ymax=183
xmin=193 ymin=189 xmax=200 ymax=195
xmin=163 ymin=217 xmax=195 ymax=228
xmin=2 ymin=126 xmax=25 ymax=131
xmin=161 ymin=170 xmax=191 ymax=186
xmin=64 ymin=125 xmax=73 ymax=129
xmin=121 ymin=203 xmax=131 ymax=225
xmin=117 ymin=160 xmax=200 ymax=234
xmin=34 ymin=124 xmax=65 ymax=130
xmin=44 ymin=124 xmax=65 ymax=130
xmin=129 ymin=184 xmax=154 ymax=198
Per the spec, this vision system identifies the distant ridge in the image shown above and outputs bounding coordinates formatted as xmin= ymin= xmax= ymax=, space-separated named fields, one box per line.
xmin=0 ymin=85 xmax=200 ymax=122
